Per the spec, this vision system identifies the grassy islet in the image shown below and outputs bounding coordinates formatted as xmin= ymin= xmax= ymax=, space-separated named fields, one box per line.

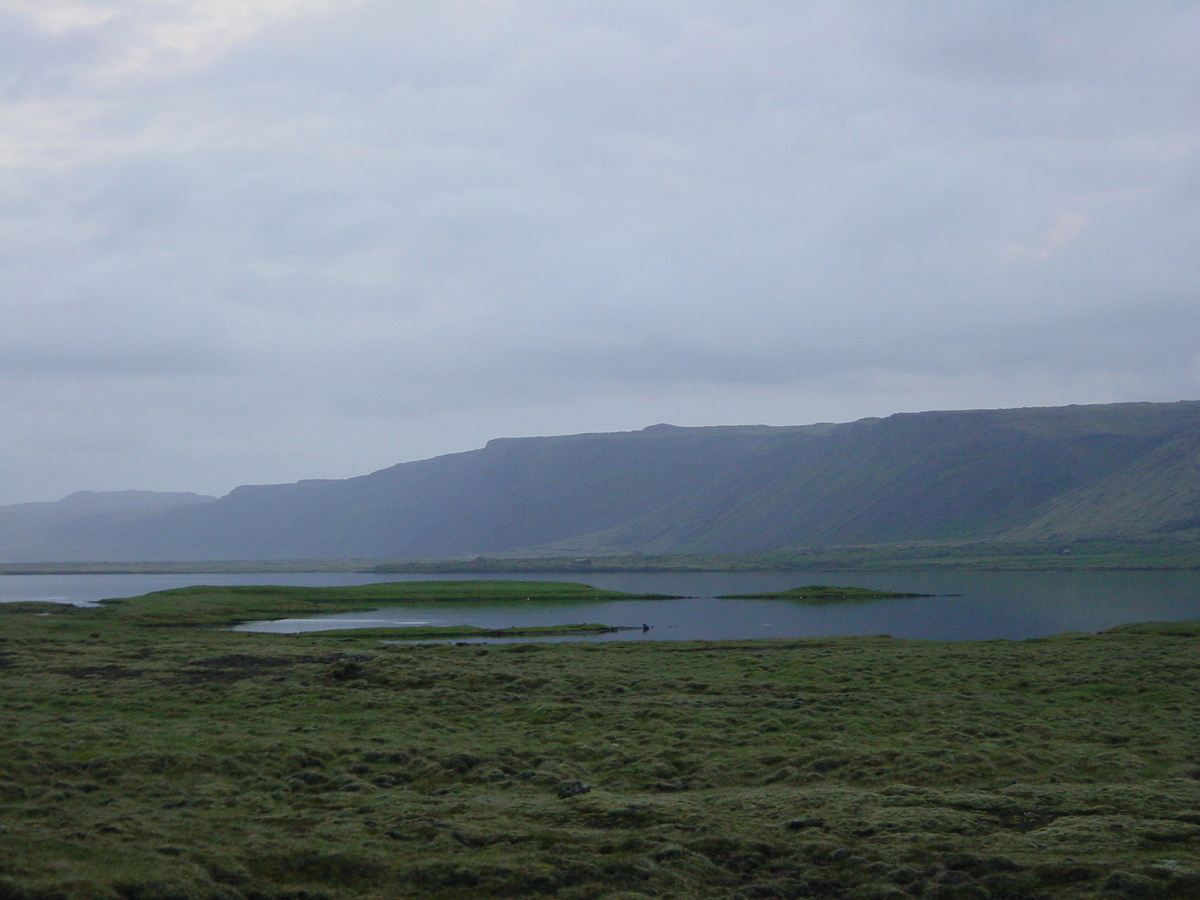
xmin=96 ymin=580 xmax=676 ymax=627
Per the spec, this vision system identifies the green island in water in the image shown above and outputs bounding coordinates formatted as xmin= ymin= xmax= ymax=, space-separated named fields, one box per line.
xmin=2 ymin=579 xmax=1198 ymax=899
xmin=94 ymin=580 xmax=677 ymax=635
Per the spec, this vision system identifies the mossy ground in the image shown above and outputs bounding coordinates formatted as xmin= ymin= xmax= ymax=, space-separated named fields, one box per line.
xmin=2 ymin=591 xmax=1200 ymax=900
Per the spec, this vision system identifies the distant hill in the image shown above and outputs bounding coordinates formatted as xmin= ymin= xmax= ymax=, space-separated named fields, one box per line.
xmin=0 ymin=491 xmax=217 ymax=561
xmin=2 ymin=401 xmax=1200 ymax=562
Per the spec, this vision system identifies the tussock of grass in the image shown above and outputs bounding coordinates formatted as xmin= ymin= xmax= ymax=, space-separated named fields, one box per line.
xmin=1 ymin=594 xmax=1199 ymax=899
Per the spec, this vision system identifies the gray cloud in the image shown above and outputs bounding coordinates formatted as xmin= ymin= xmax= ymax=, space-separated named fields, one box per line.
xmin=0 ymin=0 xmax=1198 ymax=503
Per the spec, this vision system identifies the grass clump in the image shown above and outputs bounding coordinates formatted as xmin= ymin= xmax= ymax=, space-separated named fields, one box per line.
xmin=1 ymin=588 xmax=1199 ymax=899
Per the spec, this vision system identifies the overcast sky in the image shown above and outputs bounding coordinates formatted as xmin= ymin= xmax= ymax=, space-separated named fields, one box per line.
xmin=2 ymin=0 xmax=1199 ymax=504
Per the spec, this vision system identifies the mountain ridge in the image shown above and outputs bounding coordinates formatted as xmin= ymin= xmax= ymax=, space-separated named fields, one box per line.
xmin=3 ymin=400 xmax=1199 ymax=562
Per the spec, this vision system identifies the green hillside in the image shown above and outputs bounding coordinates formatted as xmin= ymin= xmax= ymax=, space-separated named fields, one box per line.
xmin=2 ymin=400 xmax=1199 ymax=561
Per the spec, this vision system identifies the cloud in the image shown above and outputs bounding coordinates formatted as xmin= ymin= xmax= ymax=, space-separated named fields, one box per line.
xmin=0 ymin=0 xmax=1198 ymax=503
xmin=999 ymin=212 xmax=1086 ymax=263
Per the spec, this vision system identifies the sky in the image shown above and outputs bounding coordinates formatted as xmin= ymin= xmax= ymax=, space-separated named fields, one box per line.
xmin=2 ymin=0 xmax=1199 ymax=505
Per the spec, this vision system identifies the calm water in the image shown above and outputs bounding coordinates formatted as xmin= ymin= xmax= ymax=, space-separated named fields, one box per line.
xmin=6 ymin=570 xmax=1200 ymax=642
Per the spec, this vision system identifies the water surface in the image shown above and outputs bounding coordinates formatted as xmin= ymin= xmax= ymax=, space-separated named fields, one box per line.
xmin=6 ymin=570 xmax=1199 ymax=642
xmin=149 ymin=570 xmax=1200 ymax=641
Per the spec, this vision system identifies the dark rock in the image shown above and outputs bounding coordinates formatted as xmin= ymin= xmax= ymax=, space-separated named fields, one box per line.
xmin=557 ymin=780 xmax=591 ymax=799
xmin=327 ymin=661 xmax=364 ymax=681
xmin=285 ymin=771 xmax=328 ymax=788
xmin=785 ymin=817 xmax=824 ymax=831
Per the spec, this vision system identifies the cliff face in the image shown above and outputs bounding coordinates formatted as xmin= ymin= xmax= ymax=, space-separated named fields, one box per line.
xmin=3 ymin=400 xmax=1199 ymax=561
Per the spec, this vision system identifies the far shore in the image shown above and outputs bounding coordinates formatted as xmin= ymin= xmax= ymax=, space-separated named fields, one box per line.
xmin=6 ymin=538 xmax=1200 ymax=574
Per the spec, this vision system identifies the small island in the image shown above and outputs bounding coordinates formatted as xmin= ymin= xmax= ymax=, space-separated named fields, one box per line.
xmin=718 ymin=584 xmax=930 ymax=602
xmin=98 ymin=580 xmax=679 ymax=627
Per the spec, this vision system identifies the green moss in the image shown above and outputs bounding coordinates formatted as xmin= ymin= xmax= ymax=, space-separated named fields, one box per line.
xmin=1 ymin=601 xmax=1199 ymax=899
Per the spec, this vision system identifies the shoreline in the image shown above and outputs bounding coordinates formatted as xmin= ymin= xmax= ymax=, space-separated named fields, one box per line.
xmin=4 ymin=537 xmax=1200 ymax=576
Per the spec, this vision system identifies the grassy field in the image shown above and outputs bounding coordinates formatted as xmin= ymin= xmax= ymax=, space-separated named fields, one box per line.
xmin=7 ymin=537 xmax=1200 ymax=576
xmin=371 ymin=541 xmax=1200 ymax=573
xmin=2 ymin=583 xmax=1199 ymax=899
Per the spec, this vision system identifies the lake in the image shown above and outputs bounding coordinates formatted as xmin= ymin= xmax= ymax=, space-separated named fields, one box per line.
xmin=5 ymin=569 xmax=1200 ymax=641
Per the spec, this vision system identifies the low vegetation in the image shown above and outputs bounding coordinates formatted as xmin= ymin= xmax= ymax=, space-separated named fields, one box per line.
xmin=338 ymin=624 xmax=634 ymax=640
xmin=1 ymin=584 xmax=1199 ymax=899
xmin=370 ymin=540 xmax=1200 ymax=574
xmin=95 ymin=581 xmax=676 ymax=627
xmin=7 ymin=537 xmax=1200 ymax=576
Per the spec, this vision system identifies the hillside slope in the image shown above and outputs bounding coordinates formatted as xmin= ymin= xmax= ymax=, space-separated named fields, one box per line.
xmin=2 ymin=401 xmax=1199 ymax=561
xmin=0 ymin=491 xmax=217 ymax=561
